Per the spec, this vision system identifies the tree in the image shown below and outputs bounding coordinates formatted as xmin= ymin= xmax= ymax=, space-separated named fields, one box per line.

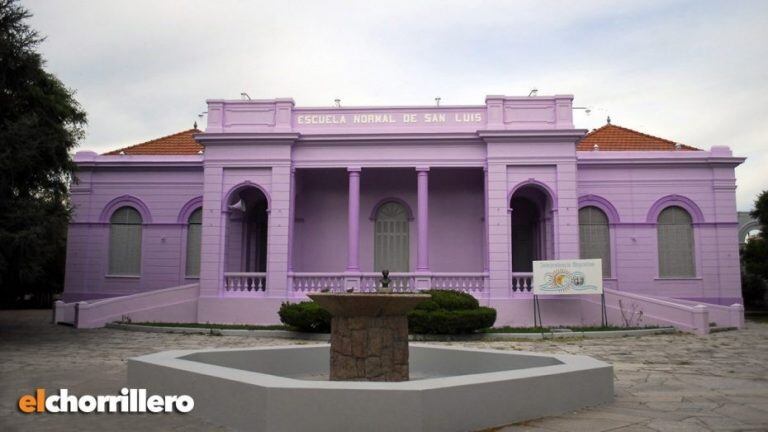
xmin=0 ymin=0 xmax=86 ymax=306
xmin=750 ymin=190 xmax=768 ymax=241
xmin=741 ymin=190 xmax=768 ymax=309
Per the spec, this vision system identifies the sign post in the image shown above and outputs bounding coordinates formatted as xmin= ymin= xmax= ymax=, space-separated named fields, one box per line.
xmin=532 ymin=259 xmax=604 ymax=327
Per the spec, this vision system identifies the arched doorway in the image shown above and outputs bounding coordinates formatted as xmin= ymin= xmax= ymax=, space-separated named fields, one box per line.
xmin=224 ymin=186 xmax=269 ymax=292
xmin=510 ymin=184 xmax=554 ymax=272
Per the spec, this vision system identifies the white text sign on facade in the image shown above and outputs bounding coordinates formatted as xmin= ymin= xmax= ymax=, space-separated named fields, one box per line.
xmin=295 ymin=111 xmax=484 ymax=126
xmin=532 ymin=259 xmax=603 ymax=295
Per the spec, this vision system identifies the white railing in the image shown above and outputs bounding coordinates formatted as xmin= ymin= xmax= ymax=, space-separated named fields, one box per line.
xmin=224 ymin=272 xmax=267 ymax=293
xmin=55 ymin=284 xmax=200 ymax=328
xmin=291 ymin=273 xmax=346 ymax=292
xmin=511 ymin=272 xmax=533 ymax=293
xmin=360 ymin=273 xmax=415 ymax=292
xmin=289 ymin=272 xmax=487 ymax=293
xmin=432 ymin=273 xmax=487 ymax=292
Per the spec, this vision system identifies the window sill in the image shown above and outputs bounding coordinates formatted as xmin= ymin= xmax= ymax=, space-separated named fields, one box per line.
xmin=184 ymin=276 xmax=200 ymax=280
xmin=105 ymin=274 xmax=141 ymax=279
xmin=654 ymin=277 xmax=702 ymax=281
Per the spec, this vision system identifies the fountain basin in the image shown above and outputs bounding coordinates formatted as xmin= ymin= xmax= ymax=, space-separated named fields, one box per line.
xmin=128 ymin=344 xmax=613 ymax=432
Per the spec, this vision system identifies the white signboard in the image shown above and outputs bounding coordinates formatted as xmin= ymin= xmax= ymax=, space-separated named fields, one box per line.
xmin=532 ymin=259 xmax=603 ymax=295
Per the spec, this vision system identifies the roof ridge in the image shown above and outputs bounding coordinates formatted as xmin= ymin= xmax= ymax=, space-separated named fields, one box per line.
xmin=104 ymin=128 xmax=201 ymax=155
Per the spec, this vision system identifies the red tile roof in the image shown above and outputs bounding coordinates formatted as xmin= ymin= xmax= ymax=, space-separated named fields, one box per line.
xmin=578 ymin=124 xmax=700 ymax=151
xmin=103 ymin=123 xmax=700 ymax=155
xmin=104 ymin=129 xmax=203 ymax=155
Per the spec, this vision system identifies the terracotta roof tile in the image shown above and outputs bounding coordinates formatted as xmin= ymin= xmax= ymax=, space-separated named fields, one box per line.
xmin=104 ymin=129 xmax=203 ymax=155
xmin=104 ymin=123 xmax=700 ymax=155
xmin=578 ymin=124 xmax=700 ymax=151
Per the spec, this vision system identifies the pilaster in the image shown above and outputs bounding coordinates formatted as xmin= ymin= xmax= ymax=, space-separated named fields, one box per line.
xmin=266 ymin=165 xmax=291 ymax=296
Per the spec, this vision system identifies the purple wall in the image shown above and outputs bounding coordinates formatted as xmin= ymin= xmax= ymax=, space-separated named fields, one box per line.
xmin=63 ymin=95 xmax=745 ymax=326
xmin=575 ymin=148 xmax=742 ymax=303
xmin=64 ymin=153 xmax=203 ymax=301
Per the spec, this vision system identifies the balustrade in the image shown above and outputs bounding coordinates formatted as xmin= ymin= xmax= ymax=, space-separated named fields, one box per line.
xmin=223 ymin=272 xmax=267 ymax=293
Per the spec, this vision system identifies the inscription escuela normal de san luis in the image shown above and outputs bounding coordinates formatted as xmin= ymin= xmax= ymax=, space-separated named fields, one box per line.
xmin=296 ymin=111 xmax=484 ymax=125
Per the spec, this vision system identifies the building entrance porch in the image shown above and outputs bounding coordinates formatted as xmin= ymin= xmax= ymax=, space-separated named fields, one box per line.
xmin=288 ymin=167 xmax=488 ymax=294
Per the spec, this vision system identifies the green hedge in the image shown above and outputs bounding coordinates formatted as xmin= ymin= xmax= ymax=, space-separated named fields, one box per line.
xmin=278 ymin=290 xmax=497 ymax=335
xmin=416 ymin=289 xmax=480 ymax=311
xmin=278 ymin=301 xmax=331 ymax=333
xmin=408 ymin=307 xmax=496 ymax=334
xmin=407 ymin=290 xmax=495 ymax=334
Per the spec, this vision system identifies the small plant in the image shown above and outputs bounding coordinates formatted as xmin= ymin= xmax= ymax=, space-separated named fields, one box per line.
xmin=618 ymin=299 xmax=644 ymax=327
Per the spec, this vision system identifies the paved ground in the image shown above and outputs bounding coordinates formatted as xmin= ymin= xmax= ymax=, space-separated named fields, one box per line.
xmin=1 ymin=310 xmax=766 ymax=432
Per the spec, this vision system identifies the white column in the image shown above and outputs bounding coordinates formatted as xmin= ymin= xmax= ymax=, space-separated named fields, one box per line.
xmin=415 ymin=167 xmax=431 ymax=289
xmin=416 ymin=167 xmax=430 ymax=271
xmin=345 ymin=168 xmax=361 ymax=290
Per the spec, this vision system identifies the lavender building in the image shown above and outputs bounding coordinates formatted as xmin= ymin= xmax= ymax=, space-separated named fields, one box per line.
xmin=57 ymin=94 xmax=746 ymax=334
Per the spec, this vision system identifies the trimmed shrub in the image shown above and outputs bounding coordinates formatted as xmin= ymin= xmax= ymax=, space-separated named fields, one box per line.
xmin=278 ymin=301 xmax=331 ymax=333
xmin=277 ymin=290 xmax=497 ymax=335
xmin=408 ymin=289 xmax=496 ymax=334
xmin=420 ymin=289 xmax=479 ymax=311
xmin=408 ymin=307 xmax=497 ymax=334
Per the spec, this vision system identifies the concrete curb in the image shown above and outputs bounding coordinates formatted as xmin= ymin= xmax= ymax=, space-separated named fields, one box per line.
xmin=106 ymin=322 xmax=677 ymax=340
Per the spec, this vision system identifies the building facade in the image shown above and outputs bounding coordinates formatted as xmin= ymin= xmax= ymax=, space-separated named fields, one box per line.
xmin=59 ymin=94 xmax=746 ymax=331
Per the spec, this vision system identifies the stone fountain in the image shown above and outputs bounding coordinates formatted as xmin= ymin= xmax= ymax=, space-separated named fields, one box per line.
xmin=127 ymin=271 xmax=614 ymax=431
xmin=308 ymin=291 xmax=429 ymax=381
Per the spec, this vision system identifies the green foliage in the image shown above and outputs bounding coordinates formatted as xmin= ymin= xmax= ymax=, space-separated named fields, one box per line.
xmin=127 ymin=322 xmax=290 ymax=331
xmin=408 ymin=289 xmax=496 ymax=334
xmin=741 ymin=269 xmax=767 ymax=310
xmin=741 ymin=190 xmax=768 ymax=310
xmin=417 ymin=289 xmax=479 ymax=311
xmin=750 ymin=190 xmax=768 ymax=237
xmin=0 ymin=0 xmax=87 ymax=306
xmin=276 ymin=290 xmax=497 ymax=335
xmin=743 ymin=238 xmax=768 ymax=282
xmin=278 ymin=301 xmax=331 ymax=333
xmin=408 ymin=307 xmax=497 ymax=334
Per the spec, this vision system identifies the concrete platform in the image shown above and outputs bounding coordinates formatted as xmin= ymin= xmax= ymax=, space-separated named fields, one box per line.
xmin=127 ymin=344 xmax=613 ymax=432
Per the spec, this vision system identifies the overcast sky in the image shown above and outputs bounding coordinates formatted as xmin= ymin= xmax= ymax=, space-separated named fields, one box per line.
xmin=24 ymin=0 xmax=768 ymax=210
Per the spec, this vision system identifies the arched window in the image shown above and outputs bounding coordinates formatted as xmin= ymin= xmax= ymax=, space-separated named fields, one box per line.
xmin=185 ymin=208 xmax=203 ymax=277
xmin=374 ymin=201 xmax=409 ymax=272
xmin=657 ymin=206 xmax=695 ymax=277
xmin=109 ymin=206 xmax=142 ymax=275
xmin=579 ymin=206 xmax=611 ymax=277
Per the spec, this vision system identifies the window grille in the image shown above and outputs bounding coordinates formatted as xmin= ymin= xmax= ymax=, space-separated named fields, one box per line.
xmin=374 ymin=202 xmax=409 ymax=272
xmin=579 ymin=206 xmax=611 ymax=277
xmin=657 ymin=206 xmax=695 ymax=277
xmin=109 ymin=206 xmax=142 ymax=275
xmin=185 ymin=208 xmax=202 ymax=277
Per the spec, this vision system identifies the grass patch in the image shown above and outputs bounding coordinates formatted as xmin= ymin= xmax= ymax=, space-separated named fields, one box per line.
xmin=119 ymin=322 xmax=664 ymax=334
xmin=121 ymin=322 xmax=291 ymax=331
xmin=481 ymin=325 xmax=661 ymax=333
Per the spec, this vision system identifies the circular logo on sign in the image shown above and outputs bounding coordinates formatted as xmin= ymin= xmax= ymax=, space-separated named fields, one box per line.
xmin=571 ymin=271 xmax=585 ymax=287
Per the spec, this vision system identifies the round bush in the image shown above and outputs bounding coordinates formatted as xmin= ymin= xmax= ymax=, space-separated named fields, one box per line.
xmin=408 ymin=290 xmax=496 ymax=334
xmin=417 ymin=289 xmax=479 ymax=311
xmin=278 ymin=301 xmax=331 ymax=333
xmin=408 ymin=307 xmax=497 ymax=334
xmin=278 ymin=290 xmax=497 ymax=335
